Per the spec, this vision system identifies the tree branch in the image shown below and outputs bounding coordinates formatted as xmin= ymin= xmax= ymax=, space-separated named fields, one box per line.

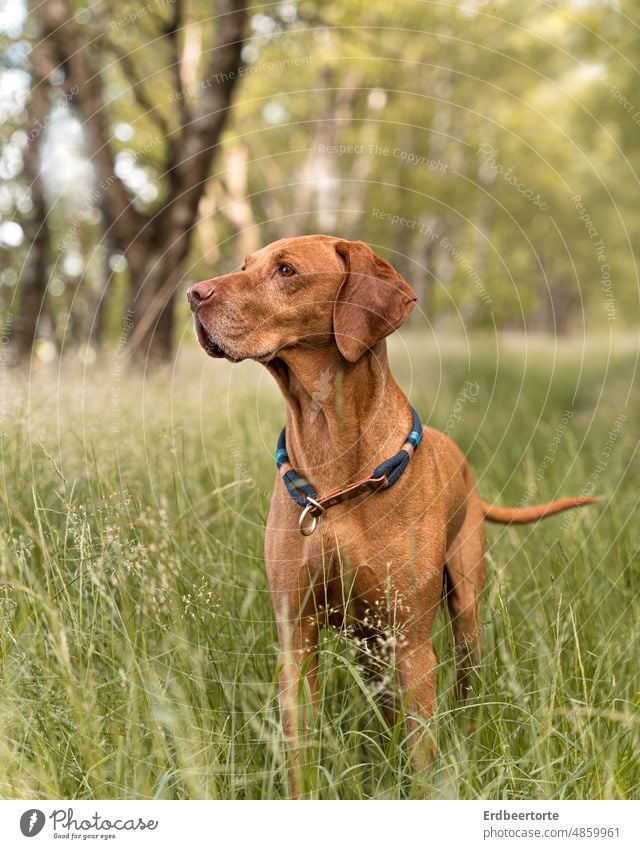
xmin=163 ymin=0 xmax=191 ymax=134
xmin=104 ymin=39 xmax=172 ymax=140
xmin=38 ymin=0 xmax=147 ymax=248
xmin=166 ymin=0 xmax=247 ymax=232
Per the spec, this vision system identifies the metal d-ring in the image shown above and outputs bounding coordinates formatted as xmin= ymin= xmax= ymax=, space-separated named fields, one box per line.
xmin=298 ymin=496 xmax=325 ymax=536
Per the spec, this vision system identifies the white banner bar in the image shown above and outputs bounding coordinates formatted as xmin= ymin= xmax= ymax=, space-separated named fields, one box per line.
xmin=0 ymin=800 xmax=636 ymax=849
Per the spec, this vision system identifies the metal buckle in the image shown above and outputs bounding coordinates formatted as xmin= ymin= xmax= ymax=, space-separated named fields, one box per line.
xmin=298 ymin=496 xmax=325 ymax=536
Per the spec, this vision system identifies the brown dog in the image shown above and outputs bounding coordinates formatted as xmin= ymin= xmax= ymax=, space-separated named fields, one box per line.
xmin=188 ymin=235 xmax=597 ymax=795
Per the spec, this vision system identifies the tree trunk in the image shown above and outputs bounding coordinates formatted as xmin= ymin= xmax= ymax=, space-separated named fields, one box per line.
xmin=12 ymin=74 xmax=50 ymax=362
xmin=412 ymin=216 xmax=439 ymax=315
xmin=125 ymin=240 xmax=187 ymax=362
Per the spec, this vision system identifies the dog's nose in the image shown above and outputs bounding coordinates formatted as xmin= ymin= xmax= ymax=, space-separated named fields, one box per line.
xmin=187 ymin=281 xmax=215 ymax=311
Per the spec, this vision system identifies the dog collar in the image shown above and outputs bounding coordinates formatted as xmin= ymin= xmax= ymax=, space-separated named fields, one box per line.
xmin=276 ymin=406 xmax=423 ymax=535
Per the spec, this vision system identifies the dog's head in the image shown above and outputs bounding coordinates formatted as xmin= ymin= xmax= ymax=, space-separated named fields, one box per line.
xmin=188 ymin=235 xmax=416 ymax=363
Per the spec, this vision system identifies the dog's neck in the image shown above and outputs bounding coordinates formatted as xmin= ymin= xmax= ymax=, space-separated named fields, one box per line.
xmin=266 ymin=341 xmax=412 ymax=492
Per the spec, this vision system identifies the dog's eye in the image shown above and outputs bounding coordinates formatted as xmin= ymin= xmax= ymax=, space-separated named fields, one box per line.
xmin=278 ymin=264 xmax=295 ymax=277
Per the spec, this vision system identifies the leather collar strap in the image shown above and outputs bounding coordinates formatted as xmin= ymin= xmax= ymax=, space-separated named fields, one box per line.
xmin=276 ymin=406 xmax=423 ymax=535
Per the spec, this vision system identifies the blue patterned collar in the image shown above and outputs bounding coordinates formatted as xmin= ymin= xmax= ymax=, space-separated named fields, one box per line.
xmin=275 ymin=406 xmax=423 ymax=535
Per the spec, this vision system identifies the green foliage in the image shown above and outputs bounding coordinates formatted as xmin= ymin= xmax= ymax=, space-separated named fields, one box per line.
xmin=229 ymin=0 xmax=640 ymax=330
xmin=2 ymin=0 xmax=640 ymax=344
xmin=0 ymin=335 xmax=638 ymax=799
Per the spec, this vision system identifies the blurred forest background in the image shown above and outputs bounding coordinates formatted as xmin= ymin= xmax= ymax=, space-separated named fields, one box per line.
xmin=0 ymin=0 xmax=638 ymax=364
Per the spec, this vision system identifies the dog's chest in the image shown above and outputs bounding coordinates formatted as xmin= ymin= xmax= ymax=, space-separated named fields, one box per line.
xmin=313 ymin=500 xmax=444 ymax=580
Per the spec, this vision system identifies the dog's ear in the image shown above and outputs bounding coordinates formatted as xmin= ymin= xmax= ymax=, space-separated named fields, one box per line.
xmin=333 ymin=240 xmax=417 ymax=363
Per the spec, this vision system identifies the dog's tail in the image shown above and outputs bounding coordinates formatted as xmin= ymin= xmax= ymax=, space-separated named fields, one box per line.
xmin=480 ymin=495 xmax=600 ymax=525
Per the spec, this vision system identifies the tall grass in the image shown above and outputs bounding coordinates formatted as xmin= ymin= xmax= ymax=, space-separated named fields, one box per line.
xmin=0 ymin=332 xmax=638 ymax=799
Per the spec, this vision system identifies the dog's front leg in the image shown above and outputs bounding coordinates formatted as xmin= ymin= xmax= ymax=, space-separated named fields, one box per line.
xmin=273 ymin=601 xmax=319 ymax=799
xmin=265 ymin=497 xmax=324 ymax=798
xmin=396 ymin=634 xmax=439 ymax=780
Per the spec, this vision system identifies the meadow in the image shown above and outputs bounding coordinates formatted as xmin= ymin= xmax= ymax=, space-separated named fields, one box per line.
xmin=0 ymin=331 xmax=638 ymax=800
